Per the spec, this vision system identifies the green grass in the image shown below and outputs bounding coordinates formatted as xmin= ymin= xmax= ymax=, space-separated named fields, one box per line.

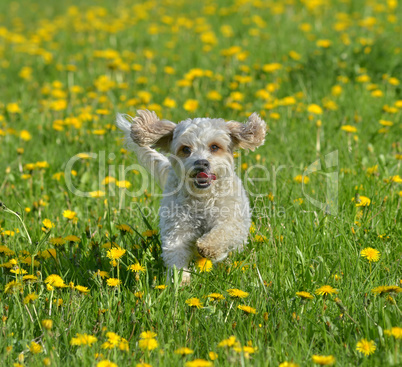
xmin=0 ymin=0 xmax=401 ymax=366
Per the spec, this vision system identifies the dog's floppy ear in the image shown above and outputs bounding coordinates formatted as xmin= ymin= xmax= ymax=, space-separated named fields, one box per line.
xmin=226 ymin=113 xmax=266 ymax=151
xmin=128 ymin=110 xmax=176 ymax=151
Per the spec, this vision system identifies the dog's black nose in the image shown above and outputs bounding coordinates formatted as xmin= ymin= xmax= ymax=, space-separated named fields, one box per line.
xmin=194 ymin=159 xmax=210 ymax=170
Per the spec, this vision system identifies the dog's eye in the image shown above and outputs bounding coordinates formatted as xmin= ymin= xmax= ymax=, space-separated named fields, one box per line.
xmin=210 ymin=144 xmax=220 ymax=152
xmin=182 ymin=146 xmax=191 ymax=155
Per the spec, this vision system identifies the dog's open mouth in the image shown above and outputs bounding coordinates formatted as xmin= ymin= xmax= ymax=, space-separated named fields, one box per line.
xmin=194 ymin=172 xmax=217 ymax=189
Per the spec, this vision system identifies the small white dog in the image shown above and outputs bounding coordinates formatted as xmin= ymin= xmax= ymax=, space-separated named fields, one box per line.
xmin=117 ymin=110 xmax=266 ymax=283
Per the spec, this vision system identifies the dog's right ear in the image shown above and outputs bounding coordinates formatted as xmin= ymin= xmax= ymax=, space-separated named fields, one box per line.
xmin=117 ymin=110 xmax=176 ymax=151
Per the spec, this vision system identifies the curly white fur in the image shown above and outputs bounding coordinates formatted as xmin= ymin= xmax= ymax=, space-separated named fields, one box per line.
xmin=117 ymin=110 xmax=266 ymax=283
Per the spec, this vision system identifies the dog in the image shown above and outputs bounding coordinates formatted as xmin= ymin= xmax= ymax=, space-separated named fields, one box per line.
xmin=117 ymin=110 xmax=266 ymax=283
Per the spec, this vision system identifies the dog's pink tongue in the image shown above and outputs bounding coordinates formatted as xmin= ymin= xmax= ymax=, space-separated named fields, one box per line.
xmin=196 ymin=172 xmax=216 ymax=181
xmin=196 ymin=172 xmax=208 ymax=179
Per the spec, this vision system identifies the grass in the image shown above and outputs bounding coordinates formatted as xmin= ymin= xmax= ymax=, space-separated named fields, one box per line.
xmin=0 ymin=0 xmax=401 ymax=366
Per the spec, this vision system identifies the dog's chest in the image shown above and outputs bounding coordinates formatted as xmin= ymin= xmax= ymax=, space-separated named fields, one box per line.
xmin=182 ymin=199 xmax=218 ymax=233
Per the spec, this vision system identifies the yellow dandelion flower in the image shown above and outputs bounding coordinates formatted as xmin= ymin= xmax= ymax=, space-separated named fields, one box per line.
xmin=116 ymin=224 xmax=133 ymax=234
xmin=35 ymin=161 xmax=49 ymax=169
xmin=174 ymin=347 xmax=194 ymax=355
xmin=64 ymin=235 xmax=81 ymax=243
xmin=279 ymin=362 xmax=299 ymax=367
xmin=128 ymin=263 xmax=146 ymax=273
xmin=316 ymin=40 xmax=332 ymax=48
xmin=41 ymin=319 xmax=53 ymax=330
xmin=24 ymin=293 xmax=38 ymax=304
xmin=163 ymin=97 xmax=177 ymax=108
xmin=207 ymin=293 xmax=225 ymax=301
xmin=22 ymin=275 xmax=38 ymax=282
xmin=372 ymin=285 xmax=402 ymax=295
xmin=154 ymin=285 xmax=167 ymax=290
xmin=164 ymin=66 xmax=175 ymax=74
xmin=89 ymin=190 xmax=106 ymax=198
xmin=142 ymin=229 xmax=158 ymax=237
xmin=262 ymin=63 xmax=282 ymax=72
xmin=195 ymin=257 xmax=213 ymax=272
xmin=10 ymin=268 xmax=28 ymax=275
xmin=101 ymin=341 xmax=114 ymax=350
xmin=0 ymin=245 xmax=14 ymax=255
xmin=183 ymin=99 xmax=199 ymax=112
xmin=341 ymin=125 xmax=357 ymax=133
xmin=29 ymin=341 xmax=42 ymax=354
xmin=239 ymin=345 xmax=257 ymax=354
xmin=7 ymin=103 xmax=21 ymax=114
xmin=315 ymin=285 xmax=338 ymax=296
xmin=296 ymin=291 xmax=314 ymax=300
xmin=185 ymin=298 xmax=203 ymax=309
xmin=356 ymin=339 xmax=376 ymax=356
xmin=20 ymin=130 xmax=32 ymax=141
xmin=96 ymin=360 xmax=118 ymax=367
xmin=294 ymin=175 xmax=309 ymax=184
xmin=385 ymin=175 xmax=402 ymax=183
xmin=119 ymin=339 xmax=129 ymax=351
xmin=140 ymin=331 xmax=157 ymax=339
xmin=384 ymin=327 xmax=402 ymax=339
xmin=75 ymin=285 xmax=90 ymax=294
xmin=106 ymin=247 xmax=126 ymax=260
xmin=307 ymin=104 xmax=323 ymax=115
xmin=45 ymin=274 xmax=66 ymax=288
xmin=70 ymin=333 xmax=98 ymax=346
xmin=379 ymin=120 xmax=393 ymax=127
xmin=218 ymin=336 xmax=237 ymax=347
xmin=366 ymin=165 xmax=378 ymax=175
xmin=352 ymin=195 xmax=371 ymax=207
xmin=42 ymin=219 xmax=55 ymax=231
xmin=207 ymin=90 xmax=222 ymax=101
xmin=106 ymin=278 xmax=121 ymax=287
xmin=227 ymin=288 xmax=249 ymax=298
xmin=289 ymin=50 xmax=301 ymax=60
xmin=116 ymin=180 xmax=131 ymax=188
xmin=209 ymin=351 xmax=218 ymax=360
xmin=185 ymin=359 xmax=212 ymax=367
xmin=237 ymin=305 xmax=257 ymax=314
xmin=312 ymin=355 xmax=336 ymax=365
xmin=139 ymin=338 xmax=158 ymax=351
xmin=93 ymin=270 xmax=108 ymax=279
xmin=102 ymin=176 xmax=116 ymax=185
xmin=40 ymin=249 xmax=57 ymax=259
xmin=50 ymin=237 xmax=66 ymax=246
xmin=360 ymin=247 xmax=380 ymax=262
xmin=63 ymin=210 xmax=76 ymax=219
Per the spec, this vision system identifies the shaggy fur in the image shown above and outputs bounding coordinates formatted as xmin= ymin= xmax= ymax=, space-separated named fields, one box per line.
xmin=117 ymin=110 xmax=266 ymax=283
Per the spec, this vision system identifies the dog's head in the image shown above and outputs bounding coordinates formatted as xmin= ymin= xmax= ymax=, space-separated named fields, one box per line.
xmin=129 ymin=110 xmax=266 ymax=191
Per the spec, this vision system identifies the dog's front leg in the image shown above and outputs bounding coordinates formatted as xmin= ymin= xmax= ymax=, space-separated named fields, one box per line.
xmin=196 ymin=221 xmax=247 ymax=262
xmin=162 ymin=235 xmax=196 ymax=285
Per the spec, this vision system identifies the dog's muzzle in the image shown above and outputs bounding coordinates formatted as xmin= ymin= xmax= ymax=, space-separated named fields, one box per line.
xmin=192 ymin=160 xmax=216 ymax=189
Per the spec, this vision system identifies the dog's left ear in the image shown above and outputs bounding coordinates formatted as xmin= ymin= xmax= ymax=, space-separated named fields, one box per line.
xmin=226 ymin=113 xmax=267 ymax=151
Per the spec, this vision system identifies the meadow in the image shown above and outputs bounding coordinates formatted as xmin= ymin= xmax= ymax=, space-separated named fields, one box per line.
xmin=0 ymin=0 xmax=401 ymax=366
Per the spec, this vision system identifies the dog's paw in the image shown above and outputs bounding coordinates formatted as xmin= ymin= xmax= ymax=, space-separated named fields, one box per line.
xmin=180 ymin=271 xmax=191 ymax=286
xmin=197 ymin=240 xmax=221 ymax=261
